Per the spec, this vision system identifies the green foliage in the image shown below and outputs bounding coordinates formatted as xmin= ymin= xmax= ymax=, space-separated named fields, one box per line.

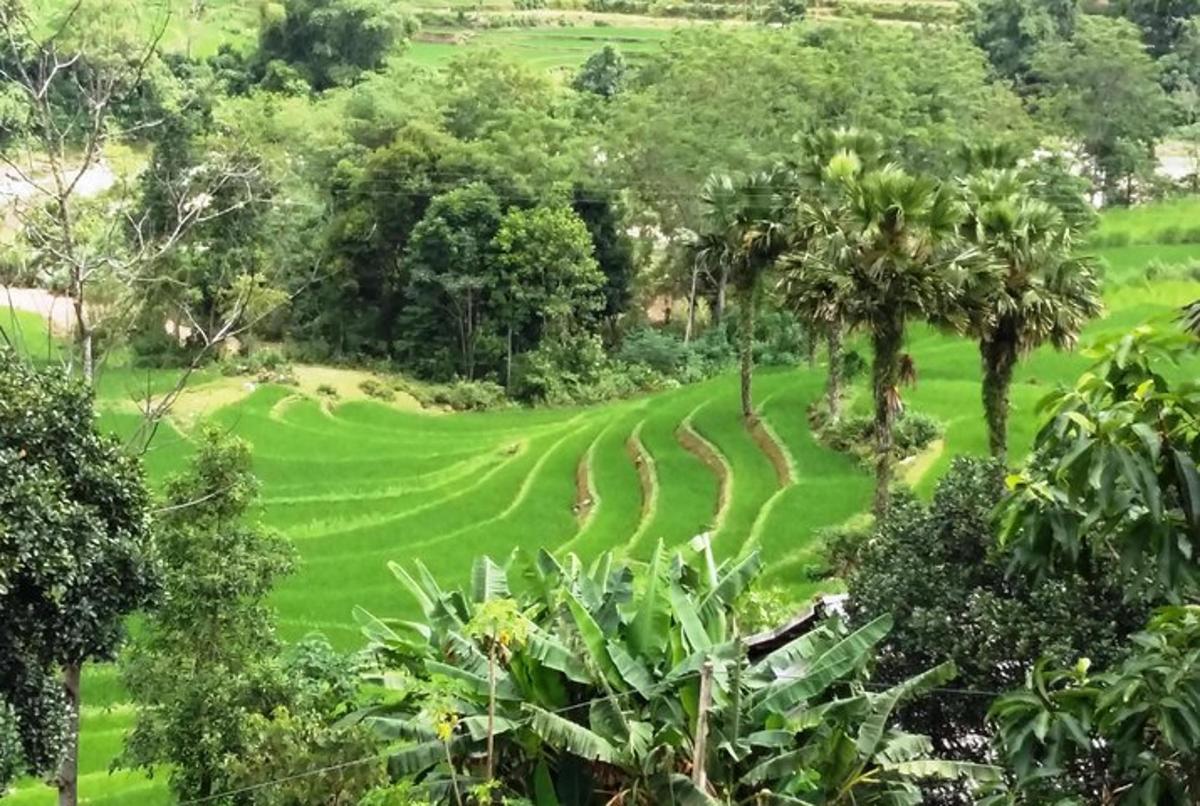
xmin=572 ymin=45 xmax=628 ymax=98
xmin=494 ymin=203 xmax=606 ymax=340
xmin=818 ymin=410 xmax=943 ymax=465
xmin=1120 ymin=0 xmax=1200 ymax=57
xmin=120 ymin=429 xmax=382 ymax=803
xmin=998 ymin=328 xmax=1200 ymax=594
xmin=991 ymin=605 xmax=1200 ymax=804
xmin=786 ymin=158 xmax=972 ymax=511
xmin=846 ymin=458 xmax=1151 ymax=766
xmin=966 ymin=0 xmax=1077 ymax=86
xmin=961 ymin=168 xmax=1102 ymax=460
xmin=608 ymin=22 xmax=1030 ymax=230
xmin=0 ymin=349 xmax=157 ymax=788
xmin=360 ymin=377 xmax=397 ymax=401
xmin=256 ymin=0 xmax=414 ymax=91
xmin=1033 ymin=16 xmax=1171 ymax=200
xmin=356 ymin=546 xmax=995 ymax=802
xmin=403 ymin=183 xmax=505 ymax=380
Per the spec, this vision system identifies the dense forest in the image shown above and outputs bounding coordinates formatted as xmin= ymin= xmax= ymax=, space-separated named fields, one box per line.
xmin=4 ymin=0 xmax=1200 ymax=804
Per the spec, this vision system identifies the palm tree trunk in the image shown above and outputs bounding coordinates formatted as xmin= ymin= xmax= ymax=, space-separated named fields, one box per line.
xmin=739 ymin=290 xmax=755 ymax=420
xmin=684 ymin=266 xmax=699 ymax=344
xmin=714 ymin=263 xmax=729 ymax=329
xmin=826 ymin=324 xmax=844 ymax=423
xmin=980 ymin=332 xmax=1018 ymax=465
xmin=871 ymin=319 xmax=903 ymax=517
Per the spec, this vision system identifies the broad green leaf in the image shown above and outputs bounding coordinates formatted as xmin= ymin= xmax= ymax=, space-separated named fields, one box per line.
xmin=606 ymin=639 xmax=656 ymax=697
xmin=879 ymin=758 xmax=1002 ymax=784
xmin=670 ymin=582 xmax=713 ymax=653
xmin=856 ymin=661 xmax=956 ymax=757
xmin=425 ymin=660 xmax=520 ymax=701
xmin=533 ymin=760 xmax=560 ymax=806
xmin=387 ymin=740 xmax=448 ymax=777
xmin=525 ymin=704 xmax=618 ymax=763
xmin=565 ymin=588 xmax=625 ymax=689
xmin=364 ymin=715 xmax=437 ymax=742
xmin=630 ymin=539 xmax=670 ymax=658
xmin=461 ymin=714 xmax=519 ymax=741
xmin=388 ymin=561 xmax=435 ymax=618
xmin=526 ymin=626 xmax=593 ymax=684
xmin=751 ymin=614 xmax=893 ymax=721
xmin=471 ymin=555 xmax=510 ymax=603
xmin=660 ymin=773 xmax=721 ymax=805
xmin=700 ymin=551 xmax=762 ymax=618
xmin=1173 ymin=448 xmax=1200 ymax=530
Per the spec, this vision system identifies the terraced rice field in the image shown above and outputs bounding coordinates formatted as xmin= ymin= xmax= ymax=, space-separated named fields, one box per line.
xmin=7 ymin=199 xmax=1200 ymax=803
xmin=406 ymin=24 xmax=674 ymax=70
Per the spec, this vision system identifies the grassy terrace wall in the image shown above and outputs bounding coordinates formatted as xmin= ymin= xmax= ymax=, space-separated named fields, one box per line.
xmin=5 ymin=197 xmax=1200 ymax=803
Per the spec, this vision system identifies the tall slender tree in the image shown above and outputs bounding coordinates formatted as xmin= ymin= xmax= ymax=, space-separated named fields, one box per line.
xmin=729 ymin=168 xmax=795 ymax=419
xmin=961 ymin=170 xmax=1101 ymax=464
xmin=788 ymin=161 xmax=970 ymax=514
xmin=785 ymin=131 xmax=884 ymax=423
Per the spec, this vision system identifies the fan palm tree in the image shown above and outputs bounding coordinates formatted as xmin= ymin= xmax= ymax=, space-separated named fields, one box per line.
xmin=694 ymin=173 xmax=741 ymax=330
xmin=961 ymin=170 xmax=1102 ymax=464
xmin=784 ymin=138 xmax=883 ymax=424
xmin=728 ymin=168 xmax=795 ymax=420
xmin=788 ymin=161 xmax=971 ymax=515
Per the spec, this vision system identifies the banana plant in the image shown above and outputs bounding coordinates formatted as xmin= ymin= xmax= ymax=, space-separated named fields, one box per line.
xmin=351 ymin=544 xmax=996 ymax=804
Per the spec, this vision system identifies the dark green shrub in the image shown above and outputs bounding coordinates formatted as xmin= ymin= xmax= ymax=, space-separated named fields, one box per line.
xmin=316 ymin=384 xmax=339 ymax=399
xmin=1158 ymin=225 xmax=1183 ymax=244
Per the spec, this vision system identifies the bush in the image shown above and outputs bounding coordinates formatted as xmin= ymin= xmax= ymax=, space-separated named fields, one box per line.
xmin=618 ymin=327 xmax=690 ymax=375
xmin=316 ymin=384 xmax=339 ymax=399
xmin=358 ymin=378 xmax=395 ymax=402
xmin=815 ymin=407 xmax=943 ymax=466
xmin=391 ymin=377 xmax=510 ymax=412
xmin=220 ymin=348 xmax=296 ymax=385
xmin=430 ymin=380 xmax=507 ymax=411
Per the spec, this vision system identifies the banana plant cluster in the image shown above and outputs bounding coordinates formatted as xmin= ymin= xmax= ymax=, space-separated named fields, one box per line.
xmin=352 ymin=542 xmax=996 ymax=804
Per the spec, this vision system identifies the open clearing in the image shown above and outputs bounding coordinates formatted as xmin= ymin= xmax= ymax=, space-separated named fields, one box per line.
xmin=6 ymin=198 xmax=1200 ymax=804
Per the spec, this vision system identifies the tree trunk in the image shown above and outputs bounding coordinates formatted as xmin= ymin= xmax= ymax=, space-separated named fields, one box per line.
xmin=56 ymin=662 xmax=81 ymax=806
xmin=684 ymin=266 xmax=699 ymax=344
xmin=871 ymin=319 xmax=903 ymax=517
xmin=980 ymin=332 xmax=1018 ymax=466
xmin=826 ymin=324 xmax=844 ymax=423
xmin=71 ymin=278 xmax=93 ymax=384
xmin=505 ymin=324 xmax=513 ymax=391
xmin=739 ymin=290 xmax=755 ymax=420
xmin=713 ymin=263 xmax=729 ymax=329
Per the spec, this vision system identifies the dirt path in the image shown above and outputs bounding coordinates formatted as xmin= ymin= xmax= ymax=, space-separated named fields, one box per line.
xmin=2 ymin=286 xmax=77 ymax=334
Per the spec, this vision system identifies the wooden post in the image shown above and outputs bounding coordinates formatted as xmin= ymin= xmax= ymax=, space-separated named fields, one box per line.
xmin=692 ymin=660 xmax=714 ymax=791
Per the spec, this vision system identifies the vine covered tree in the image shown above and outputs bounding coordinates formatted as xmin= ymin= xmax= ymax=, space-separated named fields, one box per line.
xmin=961 ymin=169 xmax=1102 ymax=463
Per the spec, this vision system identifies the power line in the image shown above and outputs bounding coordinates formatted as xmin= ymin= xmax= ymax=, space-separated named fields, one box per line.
xmin=172 ymin=644 xmax=1012 ymax=804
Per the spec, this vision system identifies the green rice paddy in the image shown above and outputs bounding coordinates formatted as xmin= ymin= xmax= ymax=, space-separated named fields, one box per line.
xmin=6 ymin=202 xmax=1200 ymax=804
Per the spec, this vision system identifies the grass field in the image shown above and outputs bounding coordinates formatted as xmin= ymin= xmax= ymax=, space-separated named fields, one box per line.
xmin=5 ymin=200 xmax=1200 ymax=803
xmin=406 ymin=24 xmax=674 ymax=69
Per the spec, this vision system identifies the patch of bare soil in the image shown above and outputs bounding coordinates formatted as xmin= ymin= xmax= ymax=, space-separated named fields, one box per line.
xmin=676 ymin=421 xmax=730 ymax=521
xmin=573 ymin=451 xmax=596 ymax=523
xmin=747 ymin=414 xmax=794 ymax=487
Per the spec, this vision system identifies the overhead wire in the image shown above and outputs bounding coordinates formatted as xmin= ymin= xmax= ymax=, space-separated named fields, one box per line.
xmin=174 ymin=636 xmax=1011 ymax=804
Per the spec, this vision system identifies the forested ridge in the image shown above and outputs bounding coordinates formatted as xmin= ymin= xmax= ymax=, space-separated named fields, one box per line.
xmin=4 ymin=0 xmax=1200 ymax=804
